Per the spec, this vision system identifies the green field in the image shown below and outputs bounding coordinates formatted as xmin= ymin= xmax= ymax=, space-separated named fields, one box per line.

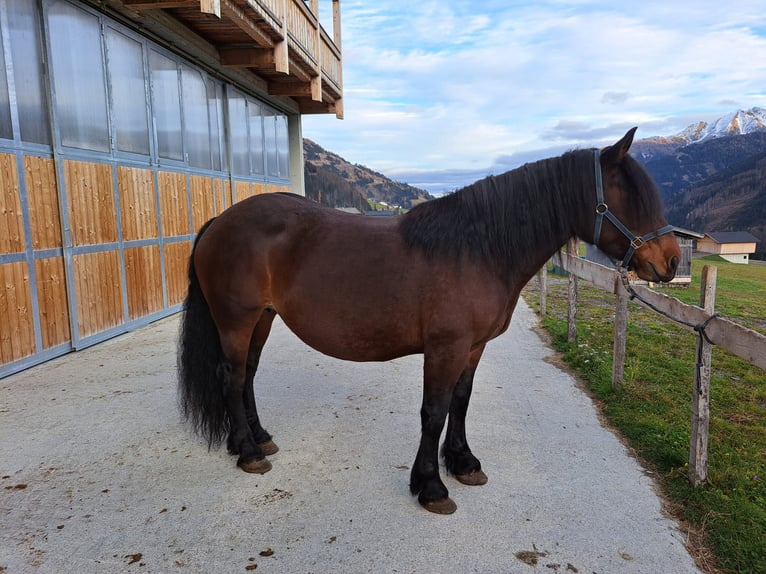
xmin=522 ymin=257 xmax=766 ymax=574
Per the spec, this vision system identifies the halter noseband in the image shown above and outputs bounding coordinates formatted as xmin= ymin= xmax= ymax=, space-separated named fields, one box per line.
xmin=591 ymin=149 xmax=675 ymax=269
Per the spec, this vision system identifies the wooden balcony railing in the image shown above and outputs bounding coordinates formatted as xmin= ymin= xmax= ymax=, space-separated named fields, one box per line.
xmin=119 ymin=0 xmax=343 ymax=117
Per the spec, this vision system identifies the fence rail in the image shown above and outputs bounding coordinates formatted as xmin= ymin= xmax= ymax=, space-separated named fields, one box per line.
xmin=541 ymin=249 xmax=766 ymax=485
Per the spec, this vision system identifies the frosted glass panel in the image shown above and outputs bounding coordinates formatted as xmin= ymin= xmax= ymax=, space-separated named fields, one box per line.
xmin=150 ymin=50 xmax=182 ymax=161
xmin=8 ymin=0 xmax=50 ymax=144
xmin=228 ymin=90 xmax=248 ymax=175
xmin=48 ymin=1 xmax=109 ymax=151
xmin=107 ymin=29 xmax=149 ymax=154
xmin=208 ymin=80 xmax=222 ymax=171
xmin=248 ymin=100 xmax=264 ymax=175
xmin=276 ymin=115 xmax=289 ymax=178
xmin=0 ymin=25 xmax=11 ymax=140
xmin=264 ymin=112 xmax=278 ymax=177
xmin=181 ymin=65 xmax=210 ymax=168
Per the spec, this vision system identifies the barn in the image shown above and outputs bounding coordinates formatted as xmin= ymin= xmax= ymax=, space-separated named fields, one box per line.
xmin=0 ymin=0 xmax=343 ymax=377
xmin=696 ymin=231 xmax=760 ymax=264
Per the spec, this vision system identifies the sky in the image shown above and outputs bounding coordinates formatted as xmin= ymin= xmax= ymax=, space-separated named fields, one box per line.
xmin=302 ymin=1 xmax=766 ymax=195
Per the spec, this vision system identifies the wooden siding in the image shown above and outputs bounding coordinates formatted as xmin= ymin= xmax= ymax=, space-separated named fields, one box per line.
xmin=35 ymin=256 xmax=70 ymax=349
xmin=214 ymin=179 xmax=226 ymax=215
xmin=190 ymin=175 xmax=217 ymax=231
xmin=159 ymin=171 xmax=190 ymax=237
xmin=164 ymin=240 xmax=191 ymax=306
xmin=72 ymin=250 xmax=123 ymax=339
xmin=2 ymin=154 xmax=289 ymax=374
xmin=0 ymin=261 xmax=35 ymax=363
xmin=64 ymin=160 xmax=117 ymax=246
xmin=118 ymin=166 xmax=158 ymax=241
xmin=223 ymin=179 xmax=232 ymax=209
xmin=233 ymin=180 xmax=253 ymax=203
xmin=25 ymin=156 xmax=62 ymax=250
xmin=268 ymin=183 xmax=291 ymax=194
xmin=0 ymin=153 xmax=24 ymax=254
xmin=125 ymin=245 xmax=163 ymax=319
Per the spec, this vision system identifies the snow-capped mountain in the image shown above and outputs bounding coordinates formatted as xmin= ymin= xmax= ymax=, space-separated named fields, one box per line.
xmin=676 ymin=107 xmax=766 ymax=144
xmin=631 ymin=107 xmax=766 ymax=162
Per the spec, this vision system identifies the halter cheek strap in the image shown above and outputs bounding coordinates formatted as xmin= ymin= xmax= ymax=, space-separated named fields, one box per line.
xmin=592 ymin=149 xmax=675 ymax=269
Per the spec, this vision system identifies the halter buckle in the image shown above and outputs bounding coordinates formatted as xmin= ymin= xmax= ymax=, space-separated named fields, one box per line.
xmin=630 ymin=237 xmax=645 ymax=249
xmin=595 ymin=203 xmax=608 ymax=215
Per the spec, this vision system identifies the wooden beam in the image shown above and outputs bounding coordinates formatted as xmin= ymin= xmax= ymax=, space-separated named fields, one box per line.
xmin=220 ymin=0 xmax=274 ymax=47
xmin=124 ymin=0 xmax=219 ymax=17
xmin=284 ymin=60 xmax=312 ymax=83
xmin=200 ymin=0 xmax=220 ymax=17
xmin=274 ymin=40 xmax=289 ymax=74
xmin=334 ymin=97 xmax=343 ymax=119
xmin=268 ymin=82 xmax=313 ymax=97
xmin=220 ymin=47 xmax=274 ymax=67
xmin=310 ymin=75 xmax=322 ymax=102
xmin=123 ymin=0 xmax=199 ymax=8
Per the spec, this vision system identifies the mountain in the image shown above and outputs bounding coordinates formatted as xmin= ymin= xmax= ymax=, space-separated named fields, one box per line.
xmin=632 ymin=108 xmax=766 ymax=258
xmin=303 ymin=139 xmax=433 ymax=211
xmin=662 ymin=150 xmax=766 ymax=256
xmin=635 ymin=131 xmax=766 ymax=199
xmin=632 ymin=107 xmax=766 ymax=163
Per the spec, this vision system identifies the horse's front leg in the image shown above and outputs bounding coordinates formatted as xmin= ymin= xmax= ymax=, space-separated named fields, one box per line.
xmin=441 ymin=345 xmax=488 ymax=486
xmin=410 ymin=343 xmax=470 ymax=514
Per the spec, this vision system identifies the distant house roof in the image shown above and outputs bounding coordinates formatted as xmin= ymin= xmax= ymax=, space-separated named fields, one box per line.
xmin=671 ymin=226 xmax=705 ymax=239
xmin=704 ymin=231 xmax=760 ymax=244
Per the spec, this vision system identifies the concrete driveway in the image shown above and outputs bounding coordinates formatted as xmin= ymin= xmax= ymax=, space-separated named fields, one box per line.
xmin=1 ymin=300 xmax=701 ymax=573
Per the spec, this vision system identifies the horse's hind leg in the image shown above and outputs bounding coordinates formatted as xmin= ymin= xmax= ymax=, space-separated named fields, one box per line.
xmin=441 ymin=345 xmax=488 ymax=486
xmin=219 ymin=319 xmax=272 ymax=474
xmin=237 ymin=308 xmax=279 ymax=456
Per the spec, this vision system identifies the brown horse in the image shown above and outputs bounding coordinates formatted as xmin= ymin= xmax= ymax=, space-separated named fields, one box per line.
xmin=178 ymin=128 xmax=680 ymax=514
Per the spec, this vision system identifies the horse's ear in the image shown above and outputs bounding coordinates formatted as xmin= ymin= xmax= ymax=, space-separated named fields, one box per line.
xmin=602 ymin=127 xmax=638 ymax=164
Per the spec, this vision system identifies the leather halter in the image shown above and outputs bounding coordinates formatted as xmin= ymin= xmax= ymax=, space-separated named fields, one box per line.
xmin=592 ymin=149 xmax=675 ymax=269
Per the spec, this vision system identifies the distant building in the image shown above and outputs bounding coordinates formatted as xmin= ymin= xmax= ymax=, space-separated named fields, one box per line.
xmin=584 ymin=227 xmax=702 ymax=285
xmin=697 ymin=232 xmax=759 ymax=264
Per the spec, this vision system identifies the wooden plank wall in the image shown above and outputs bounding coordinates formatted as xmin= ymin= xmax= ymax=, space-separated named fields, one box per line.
xmin=118 ymin=166 xmax=163 ymax=320
xmin=1 ymin=153 xmax=288 ymax=374
xmin=159 ymin=171 xmax=192 ymax=308
xmin=118 ymin=166 xmax=157 ymax=242
xmin=26 ymin=156 xmax=69 ymax=350
xmin=0 ymin=153 xmax=35 ymax=364
xmin=0 ymin=261 xmax=34 ymax=364
xmin=63 ymin=160 xmax=123 ymax=340
xmin=0 ymin=153 xmax=24 ymax=254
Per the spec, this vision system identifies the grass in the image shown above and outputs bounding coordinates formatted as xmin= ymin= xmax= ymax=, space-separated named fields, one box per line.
xmin=522 ymin=257 xmax=766 ymax=574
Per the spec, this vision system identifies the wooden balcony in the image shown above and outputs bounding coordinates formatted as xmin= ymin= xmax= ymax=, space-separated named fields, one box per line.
xmin=109 ymin=0 xmax=343 ymax=117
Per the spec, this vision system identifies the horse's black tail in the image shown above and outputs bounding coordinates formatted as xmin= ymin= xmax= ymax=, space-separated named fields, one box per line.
xmin=177 ymin=217 xmax=229 ymax=448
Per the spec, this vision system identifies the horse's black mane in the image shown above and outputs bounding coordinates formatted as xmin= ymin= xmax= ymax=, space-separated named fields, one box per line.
xmin=400 ymin=149 xmax=663 ymax=284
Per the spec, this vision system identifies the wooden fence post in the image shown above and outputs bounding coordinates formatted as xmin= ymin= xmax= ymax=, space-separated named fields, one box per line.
xmin=539 ymin=264 xmax=547 ymax=317
xmin=612 ymin=276 xmax=628 ymax=388
xmin=689 ymin=265 xmax=717 ymax=486
xmin=567 ymin=240 xmax=578 ymax=343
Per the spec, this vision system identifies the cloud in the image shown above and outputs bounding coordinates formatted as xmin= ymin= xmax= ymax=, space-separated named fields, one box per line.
xmin=602 ymin=92 xmax=630 ymax=105
xmin=304 ymin=1 xmax=766 ymax=192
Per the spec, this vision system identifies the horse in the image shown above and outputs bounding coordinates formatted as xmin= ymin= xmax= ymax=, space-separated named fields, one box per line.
xmin=178 ymin=128 xmax=680 ymax=514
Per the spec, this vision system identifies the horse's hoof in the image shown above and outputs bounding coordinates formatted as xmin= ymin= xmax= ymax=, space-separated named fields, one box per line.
xmin=238 ymin=457 xmax=272 ymax=474
xmin=421 ymin=497 xmax=457 ymax=515
xmin=455 ymin=469 xmax=488 ymax=486
xmin=258 ymin=439 xmax=279 ymax=456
